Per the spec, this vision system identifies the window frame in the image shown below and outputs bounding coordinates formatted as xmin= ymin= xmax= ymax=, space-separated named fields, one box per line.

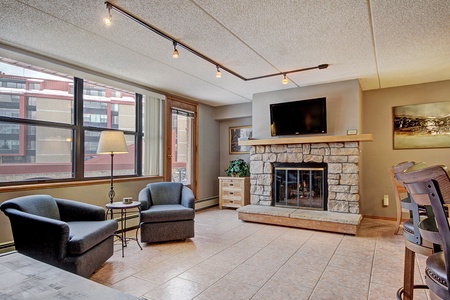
xmin=0 ymin=76 xmax=144 ymax=186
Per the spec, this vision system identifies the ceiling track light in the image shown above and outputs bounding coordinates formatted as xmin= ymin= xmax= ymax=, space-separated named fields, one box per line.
xmin=216 ymin=66 xmax=222 ymax=78
xmin=172 ymin=41 xmax=179 ymax=58
xmin=104 ymin=1 xmax=329 ymax=83
xmin=282 ymin=74 xmax=288 ymax=85
xmin=103 ymin=4 xmax=112 ymax=26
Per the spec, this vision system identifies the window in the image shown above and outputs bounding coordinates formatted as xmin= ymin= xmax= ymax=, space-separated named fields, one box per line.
xmin=171 ymin=109 xmax=194 ymax=185
xmin=0 ymin=122 xmax=73 ymax=181
xmin=28 ymin=82 xmax=41 ymax=90
xmin=0 ymin=80 xmax=26 ymax=89
xmin=0 ymin=58 xmax=151 ymax=184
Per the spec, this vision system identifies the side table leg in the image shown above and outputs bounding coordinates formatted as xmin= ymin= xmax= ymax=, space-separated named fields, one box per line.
xmin=121 ymin=208 xmax=125 ymax=258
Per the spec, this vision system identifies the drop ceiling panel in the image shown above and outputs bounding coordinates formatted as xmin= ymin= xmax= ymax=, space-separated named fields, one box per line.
xmin=193 ymin=0 xmax=380 ymax=89
xmin=115 ymin=0 xmax=280 ymax=77
xmin=370 ymin=0 xmax=450 ymax=88
xmin=1 ymin=0 xmax=449 ymax=107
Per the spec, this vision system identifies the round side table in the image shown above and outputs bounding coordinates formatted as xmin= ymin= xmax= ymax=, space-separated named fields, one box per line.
xmin=106 ymin=201 xmax=143 ymax=257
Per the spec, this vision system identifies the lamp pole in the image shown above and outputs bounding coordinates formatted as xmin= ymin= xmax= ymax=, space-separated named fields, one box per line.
xmin=108 ymin=153 xmax=115 ymax=204
xmin=108 ymin=153 xmax=115 ymax=220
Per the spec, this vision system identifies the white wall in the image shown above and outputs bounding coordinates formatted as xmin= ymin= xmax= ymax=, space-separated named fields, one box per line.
xmin=252 ymin=79 xmax=362 ymax=139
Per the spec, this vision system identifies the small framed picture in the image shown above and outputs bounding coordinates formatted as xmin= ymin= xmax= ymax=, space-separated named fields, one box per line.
xmin=229 ymin=126 xmax=252 ymax=154
xmin=347 ymin=129 xmax=357 ymax=135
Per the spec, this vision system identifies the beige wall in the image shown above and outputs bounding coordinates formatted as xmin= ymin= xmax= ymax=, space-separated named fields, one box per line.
xmin=361 ymin=80 xmax=450 ymax=218
xmin=197 ymin=104 xmax=221 ymax=201
xmin=252 ymin=79 xmax=362 ymax=139
xmin=219 ymin=117 xmax=252 ymax=177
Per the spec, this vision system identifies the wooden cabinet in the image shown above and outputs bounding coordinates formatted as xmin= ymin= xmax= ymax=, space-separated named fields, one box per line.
xmin=218 ymin=177 xmax=250 ymax=209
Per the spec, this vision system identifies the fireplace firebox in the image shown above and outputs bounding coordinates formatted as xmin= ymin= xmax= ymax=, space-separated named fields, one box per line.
xmin=273 ymin=163 xmax=327 ymax=210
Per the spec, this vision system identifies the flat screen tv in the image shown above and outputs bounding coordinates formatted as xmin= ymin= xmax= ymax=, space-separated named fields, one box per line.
xmin=270 ymin=97 xmax=327 ymax=136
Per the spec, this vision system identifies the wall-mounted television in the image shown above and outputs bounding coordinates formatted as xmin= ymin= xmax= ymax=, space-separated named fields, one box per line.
xmin=270 ymin=97 xmax=327 ymax=136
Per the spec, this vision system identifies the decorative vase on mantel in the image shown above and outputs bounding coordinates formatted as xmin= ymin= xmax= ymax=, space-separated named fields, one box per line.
xmin=225 ymin=158 xmax=250 ymax=177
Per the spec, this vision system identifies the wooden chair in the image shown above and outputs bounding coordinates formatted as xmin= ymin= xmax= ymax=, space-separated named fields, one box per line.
xmin=400 ymin=165 xmax=450 ymax=300
xmin=395 ymin=162 xmax=434 ymax=300
xmin=390 ymin=161 xmax=415 ymax=235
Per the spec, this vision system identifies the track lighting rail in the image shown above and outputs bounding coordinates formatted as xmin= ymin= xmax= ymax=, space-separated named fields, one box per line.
xmin=105 ymin=1 xmax=328 ymax=82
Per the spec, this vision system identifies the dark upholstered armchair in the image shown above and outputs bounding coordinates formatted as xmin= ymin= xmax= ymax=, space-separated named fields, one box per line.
xmin=138 ymin=182 xmax=195 ymax=243
xmin=0 ymin=195 xmax=118 ymax=277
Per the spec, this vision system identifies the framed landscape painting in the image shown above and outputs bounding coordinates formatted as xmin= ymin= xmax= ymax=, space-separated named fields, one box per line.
xmin=229 ymin=126 xmax=252 ymax=154
xmin=393 ymin=101 xmax=450 ymax=149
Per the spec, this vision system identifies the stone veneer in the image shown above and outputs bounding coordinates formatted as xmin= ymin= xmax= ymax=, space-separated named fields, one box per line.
xmin=249 ymin=141 xmax=361 ymax=214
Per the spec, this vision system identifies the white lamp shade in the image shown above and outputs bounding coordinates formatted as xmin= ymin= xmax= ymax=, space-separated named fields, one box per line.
xmin=97 ymin=130 xmax=129 ymax=154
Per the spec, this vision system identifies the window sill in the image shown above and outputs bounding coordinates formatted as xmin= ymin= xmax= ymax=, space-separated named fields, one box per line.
xmin=0 ymin=176 xmax=163 ymax=193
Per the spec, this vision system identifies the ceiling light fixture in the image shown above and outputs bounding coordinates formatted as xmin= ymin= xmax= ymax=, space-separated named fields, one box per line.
xmin=103 ymin=4 xmax=112 ymax=26
xmin=172 ymin=41 xmax=179 ymax=58
xmin=282 ymin=74 xmax=288 ymax=85
xmin=104 ymin=1 xmax=329 ymax=83
xmin=216 ymin=66 xmax=222 ymax=78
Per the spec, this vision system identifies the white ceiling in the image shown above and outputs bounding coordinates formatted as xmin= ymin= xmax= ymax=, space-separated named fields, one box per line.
xmin=0 ymin=0 xmax=449 ymax=107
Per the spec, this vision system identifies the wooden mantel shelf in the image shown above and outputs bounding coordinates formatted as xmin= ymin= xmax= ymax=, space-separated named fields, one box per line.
xmin=238 ymin=133 xmax=373 ymax=146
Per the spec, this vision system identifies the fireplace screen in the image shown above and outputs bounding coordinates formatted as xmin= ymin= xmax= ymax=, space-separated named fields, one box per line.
xmin=273 ymin=163 xmax=327 ymax=210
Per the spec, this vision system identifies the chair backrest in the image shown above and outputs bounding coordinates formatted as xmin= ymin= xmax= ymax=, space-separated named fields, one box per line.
xmin=147 ymin=182 xmax=184 ymax=205
xmin=401 ymin=165 xmax=450 ymax=294
xmin=0 ymin=194 xmax=60 ymax=220
xmin=390 ymin=161 xmax=415 ymax=213
xmin=400 ymin=165 xmax=450 ymax=207
xmin=392 ymin=161 xmax=416 ymax=185
xmin=393 ymin=161 xmax=427 ymax=243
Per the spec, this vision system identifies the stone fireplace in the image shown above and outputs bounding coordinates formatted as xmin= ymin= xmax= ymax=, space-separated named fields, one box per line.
xmin=249 ymin=141 xmax=361 ymax=214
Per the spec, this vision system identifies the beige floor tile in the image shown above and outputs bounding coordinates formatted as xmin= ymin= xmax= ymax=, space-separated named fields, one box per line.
xmin=252 ymin=277 xmax=313 ymax=300
xmin=196 ymin=277 xmax=260 ymax=300
xmin=320 ymin=265 xmax=370 ymax=293
xmin=328 ymin=253 xmax=373 ymax=273
xmin=133 ymin=261 xmax=190 ymax=284
xmin=143 ymin=277 xmax=209 ymax=300
xmin=222 ymin=262 xmax=278 ymax=287
xmin=109 ymin=275 xmax=159 ymax=298
xmin=272 ymin=263 xmax=323 ymax=289
xmin=177 ymin=261 xmax=231 ymax=285
xmin=310 ymin=280 xmax=368 ymax=300
xmin=286 ymin=252 xmax=330 ymax=272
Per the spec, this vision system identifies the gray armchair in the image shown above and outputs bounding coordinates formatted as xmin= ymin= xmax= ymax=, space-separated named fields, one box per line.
xmin=0 ymin=195 xmax=118 ymax=277
xmin=139 ymin=182 xmax=195 ymax=243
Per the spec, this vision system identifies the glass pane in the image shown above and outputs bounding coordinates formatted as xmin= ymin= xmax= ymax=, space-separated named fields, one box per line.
xmin=0 ymin=122 xmax=73 ymax=182
xmin=83 ymin=81 xmax=136 ymax=131
xmin=141 ymin=96 xmax=164 ymax=176
xmin=84 ymin=130 xmax=135 ymax=177
xmin=0 ymin=61 xmax=74 ymax=124
xmin=171 ymin=110 xmax=194 ymax=184
xmin=273 ymin=166 xmax=326 ymax=209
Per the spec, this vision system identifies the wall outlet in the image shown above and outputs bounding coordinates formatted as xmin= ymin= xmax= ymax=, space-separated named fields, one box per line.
xmin=383 ymin=195 xmax=389 ymax=207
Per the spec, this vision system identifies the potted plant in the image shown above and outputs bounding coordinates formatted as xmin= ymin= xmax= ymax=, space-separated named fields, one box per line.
xmin=225 ymin=158 xmax=250 ymax=177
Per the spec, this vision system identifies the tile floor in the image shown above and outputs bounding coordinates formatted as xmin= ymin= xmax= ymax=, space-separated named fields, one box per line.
xmin=90 ymin=207 xmax=430 ymax=300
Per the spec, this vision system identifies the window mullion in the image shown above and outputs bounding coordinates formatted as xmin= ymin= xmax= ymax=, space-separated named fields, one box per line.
xmin=135 ymin=94 xmax=143 ymax=176
xmin=74 ymin=77 xmax=84 ymax=180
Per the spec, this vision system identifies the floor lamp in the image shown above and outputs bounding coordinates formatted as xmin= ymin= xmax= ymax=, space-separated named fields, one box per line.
xmin=97 ymin=130 xmax=128 ymax=205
